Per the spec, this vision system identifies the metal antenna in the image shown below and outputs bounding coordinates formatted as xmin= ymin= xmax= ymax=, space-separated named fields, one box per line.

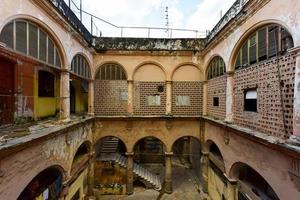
xmin=165 ymin=6 xmax=169 ymax=37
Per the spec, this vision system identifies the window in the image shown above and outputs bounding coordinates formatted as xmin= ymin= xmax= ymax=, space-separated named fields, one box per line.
xmin=207 ymin=56 xmax=226 ymax=80
xmin=235 ymin=24 xmax=294 ymax=69
xmin=38 ymin=71 xmax=55 ymax=97
xmin=176 ymin=96 xmax=190 ymax=106
xmin=157 ymin=85 xmax=164 ymax=93
xmin=0 ymin=19 xmax=62 ymax=68
xmin=71 ymin=54 xmax=90 ymax=79
xmin=147 ymin=95 xmax=161 ymax=106
xmin=213 ymin=97 xmax=219 ymax=107
xmin=96 ymin=63 xmax=126 ymax=80
xmin=244 ymin=89 xmax=257 ymax=112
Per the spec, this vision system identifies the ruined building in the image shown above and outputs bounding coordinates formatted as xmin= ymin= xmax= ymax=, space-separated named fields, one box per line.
xmin=0 ymin=0 xmax=300 ymax=199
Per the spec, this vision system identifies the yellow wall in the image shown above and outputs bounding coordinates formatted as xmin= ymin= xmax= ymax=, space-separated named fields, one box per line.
xmin=208 ymin=166 xmax=226 ymax=200
xmin=34 ymin=70 xmax=59 ymax=119
xmin=72 ymin=79 xmax=88 ymax=113
xmin=66 ymin=168 xmax=88 ymax=200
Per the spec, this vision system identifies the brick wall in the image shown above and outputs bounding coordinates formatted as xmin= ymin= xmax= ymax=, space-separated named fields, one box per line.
xmin=172 ymin=81 xmax=203 ymax=116
xmin=233 ymin=52 xmax=296 ymax=138
xmin=207 ymin=75 xmax=226 ymax=120
xmin=134 ymin=82 xmax=166 ymax=116
xmin=94 ymin=80 xmax=127 ymax=116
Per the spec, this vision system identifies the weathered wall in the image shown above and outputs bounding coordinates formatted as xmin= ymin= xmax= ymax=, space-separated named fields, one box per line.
xmin=0 ymin=120 xmax=93 ymax=200
xmin=94 ymin=80 xmax=128 ymax=116
xmin=204 ymin=121 xmax=300 ymax=200
xmin=233 ymin=53 xmax=295 ymax=138
xmin=207 ymin=75 xmax=226 ymax=120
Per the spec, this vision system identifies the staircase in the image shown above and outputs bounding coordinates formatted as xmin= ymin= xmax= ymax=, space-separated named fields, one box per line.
xmin=98 ymin=153 xmax=162 ymax=191
xmin=99 ymin=137 xmax=120 ymax=154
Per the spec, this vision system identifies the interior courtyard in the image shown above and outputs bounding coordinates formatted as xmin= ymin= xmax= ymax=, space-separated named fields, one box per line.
xmin=0 ymin=0 xmax=300 ymax=200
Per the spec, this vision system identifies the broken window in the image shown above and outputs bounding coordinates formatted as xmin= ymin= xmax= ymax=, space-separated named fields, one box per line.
xmin=147 ymin=95 xmax=161 ymax=106
xmin=38 ymin=70 xmax=55 ymax=97
xmin=96 ymin=63 xmax=127 ymax=80
xmin=244 ymin=89 xmax=257 ymax=112
xmin=207 ymin=56 xmax=226 ymax=80
xmin=235 ymin=24 xmax=294 ymax=69
xmin=176 ymin=96 xmax=190 ymax=106
xmin=213 ymin=97 xmax=219 ymax=107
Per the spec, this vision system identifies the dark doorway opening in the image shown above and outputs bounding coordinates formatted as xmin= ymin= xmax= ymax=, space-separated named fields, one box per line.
xmin=70 ymin=81 xmax=76 ymax=113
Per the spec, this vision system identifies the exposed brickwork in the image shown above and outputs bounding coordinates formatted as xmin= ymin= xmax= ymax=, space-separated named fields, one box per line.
xmin=134 ymin=82 xmax=166 ymax=115
xmin=94 ymin=80 xmax=128 ymax=116
xmin=172 ymin=82 xmax=203 ymax=116
xmin=233 ymin=53 xmax=296 ymax=138
xmin=207 ymin=75 xmax=226 ymax=120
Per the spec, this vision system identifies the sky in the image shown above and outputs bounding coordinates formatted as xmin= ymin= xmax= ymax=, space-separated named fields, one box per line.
xmin=68 ymin=0 xmax=236 ymax=38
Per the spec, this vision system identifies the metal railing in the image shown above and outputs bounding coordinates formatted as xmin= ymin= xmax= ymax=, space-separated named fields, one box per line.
xmin=49 ymin=0 xmax=206 ymax=39
xmin=206 ymin=0 xmax=249 ymax=43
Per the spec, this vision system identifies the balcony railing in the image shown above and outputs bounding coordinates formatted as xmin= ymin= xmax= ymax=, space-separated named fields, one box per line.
xmin=206 ymin=0 xmax=249 ymax=43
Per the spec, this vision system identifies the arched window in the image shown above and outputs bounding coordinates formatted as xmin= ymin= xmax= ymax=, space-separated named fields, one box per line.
xmin=96 ymin=63 xmax=126 ymax=80
xmin=71 ymin=54 xmax=90 ymax=79
xmin=235 ymin=24 xmax=294 ymax=69
xmin=207 ymin=56 xmax=226 ymax=80
xmin=0 ymin=19 xmax=62 ymax=68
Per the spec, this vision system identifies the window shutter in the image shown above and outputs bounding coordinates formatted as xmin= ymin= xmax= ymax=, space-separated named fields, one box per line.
xmin=249 ymin=34 xmax=257 ymax=64
xmin=47 ymin=38 xmax=55 ymax=65
xmin=258 ymin=28 xmax=267 ymax=61
xmin=16 ymin=21 xmax=27 ymax=54
xmin=241 ymin=42 xmax=248 ymax=66
xmin=268 ymin=26 xmax=278 ymax=58
xmin=0 ymin=22 xmax=14 ymax=48
xmin=39 ymin=30 xmax=47 ymax=62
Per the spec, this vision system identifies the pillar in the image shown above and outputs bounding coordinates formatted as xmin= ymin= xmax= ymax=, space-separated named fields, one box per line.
xmin=88 ymin=80 xmax=94 ymax=116
xmin=126 ymin=152 xmax=134 ymax=195
xmin=226 ymin=178 xmax=238 ymax=200
xmin=201 ymin=150 xmax=209 ymax=193
xmin=127 ymin=80 xmax=134 ymax=115
xmin=164 ymin=152 xmax=173 ymax=194
xmin=225 ymin=71 xmax=234 ymax=123
xmin=60 ymin=70 xmax=70 ymax=121
xmin=202 ymin=81 xmax=208 ymax=116
xmin=166 ymin=81 xmax=172 ymax=115
xmin=87 ymin=151 xmax=95 ymax=197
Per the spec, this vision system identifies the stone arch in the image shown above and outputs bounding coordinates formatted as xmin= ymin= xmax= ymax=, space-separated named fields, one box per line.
xmin=228 ymin=19 xmax=294 ymax=72
xmin=229 ymin=162 xmax=280 ymax=200
xmin=0 ymin=14 xmax=68 ymax=69
xmin=94 ymin=135 xmax=128 ymax=153
xmin=94 ymin=61 xmax=128 ymax=80
xmin=132 ymin=61 xmax=167 ymax=81
xmin=69 ymin=140 xmax=92 ymax=172
xmin=70 ymin=52 xmax=93 ymax=79
xmin=16 ymin=164 xmax=66 ymax=200
xmin=171 ymin=62 xmax=202 ymax=81
xmin=170 ymin=135 xmax=201 ymax=151
xmin=203 ymin=54 xmax=226 ymax=81
xmin=132 ymin=135 xmax=167 ymax=153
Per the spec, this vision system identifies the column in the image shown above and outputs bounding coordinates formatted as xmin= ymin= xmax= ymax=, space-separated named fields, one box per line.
xmin=201 ymin=150 xmax=209 ymax=193
xmin=87 ymin=151 xmax=95 ymax=197
xmin=291 ymin=48 xmax=300 ymax=142
xmin=166 ymin=81 xmax=172 ymax=115
xmin=164 ymin=152 xmax=173 ymax=194
xmin=126 ymin=152 xmax=134 ymax=195
xmin=88 ymin=80 xmax=94 ymax=116
xmin=60 ymin=70 xmax=70 ymax=121
xmin=225 ymin=71 xmax=234 ymax=123
xmin=202 ymin=81 xmax=208 ymax=116
xmin=127 ymin=80 xmax=134 ymax=115
xmin=226 ymin=178 xmax=238 ymax=200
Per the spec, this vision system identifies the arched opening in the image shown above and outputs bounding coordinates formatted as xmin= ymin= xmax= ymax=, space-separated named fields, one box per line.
xmin=94 ymin=136 xmax=127 ymax=195
xmin=71 ymin=142 xmax=90 ymax=175
xmin=230 ymin=162 xmax=279 ymax=200
xmin=70 ymin=54 xmax=90 ymax=115
xmin=133 ymin=136 xmax=166 ymax=191
xmin=206 ymin=140 xmax=226 ymax=200
xmin=206 ymin=56 xmax=227 ymax=120
xmin=0 ymin=18 xmax=64 ymax=123
xmin=18 ymin=166 xmax=63 ymax=200
xmin=94 ymin=62 xmax=128 ymax=116
xmin=171 ymin=136 xmax=202 ymax=196
xmin=231 ymin=23 xmax=295 ymax=138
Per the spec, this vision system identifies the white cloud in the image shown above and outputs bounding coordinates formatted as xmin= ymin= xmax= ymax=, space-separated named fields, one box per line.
xmin=186 ymin=0 xmax=236 ymax=31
